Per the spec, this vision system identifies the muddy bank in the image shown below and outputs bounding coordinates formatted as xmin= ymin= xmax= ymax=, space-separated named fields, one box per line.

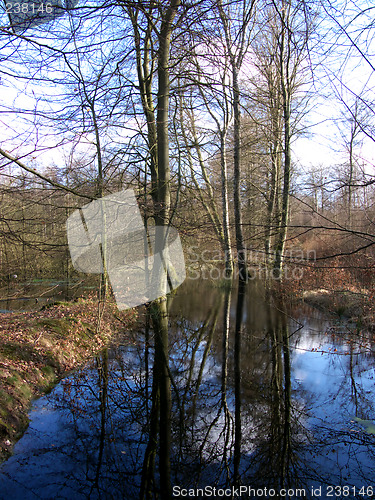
xmin=0 ymin=298 xmax=136 ymax=463
xmin=302 ymin=288 xmax=372 ymax=327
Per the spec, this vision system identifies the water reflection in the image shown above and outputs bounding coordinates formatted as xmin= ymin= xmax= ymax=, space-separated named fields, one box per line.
xmin=1 ymin=279 xmax=375 ymax=499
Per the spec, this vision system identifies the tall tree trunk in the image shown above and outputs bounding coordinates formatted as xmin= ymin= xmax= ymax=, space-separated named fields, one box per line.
xmin=265 ymin=142 xmax=280 ymax=266
xmin=129 ymin=3 xmax=180 ymax=497
xmin=217 ymin=0 xmax=255 ymax=282
xmin=220 ymin=132 xmax=233 ymax=276
xmin=196 ymin=82 xmax=233 ymax=277
xmin=153 ymin=4 xmax=180 ymax=497
xmin=179 ymin=102 xmax=226 ymax=248
xmin=232 ymin=64 xmax=247 ymax=281
xmin=265 ymin=74 xmax=282 ymax=267
xmin=273 ymin=96 xmax=291 ymax=277
xmin=273 ymin=2 xmax=291 ymax=278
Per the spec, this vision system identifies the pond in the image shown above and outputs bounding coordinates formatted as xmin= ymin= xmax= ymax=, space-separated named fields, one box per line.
xmin=0 ymin=278 xmax=375 ymax=499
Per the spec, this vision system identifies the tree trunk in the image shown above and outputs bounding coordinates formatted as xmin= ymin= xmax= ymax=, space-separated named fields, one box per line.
xmin=129 ymin=3 xmax=180 ymax=497
xmin=220 ymin=132 xmax=233 ymax=276
xmin=232 ymin=65 xmax=247 ymax=281
xmin=153 ymin=4 xmax=180 ymax=497
xmin=273 ymin=3 xmax=291 ymax=278
xmin=273 ymin=95 xmax=291 ymax=278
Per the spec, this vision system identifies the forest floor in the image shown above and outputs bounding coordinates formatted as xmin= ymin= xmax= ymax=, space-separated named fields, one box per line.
xmin=0 ymin=297 xmax=137 ymax=464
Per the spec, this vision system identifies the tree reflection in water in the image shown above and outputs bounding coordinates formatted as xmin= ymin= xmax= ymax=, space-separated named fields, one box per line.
xmin=1 ymin=278 xmax=375 ymax=499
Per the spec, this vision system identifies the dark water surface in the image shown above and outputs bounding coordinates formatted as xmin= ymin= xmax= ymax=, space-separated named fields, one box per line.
xmin=1 ymin=279 xmax=375 ymax=499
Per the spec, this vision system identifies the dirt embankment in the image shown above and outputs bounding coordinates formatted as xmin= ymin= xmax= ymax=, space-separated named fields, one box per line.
xmin=278 ymin=257 xmax=375 ymax=329
xmin=302 ymin=289 xmax=369 ymax=320
xmin=297 ymin=287 xmax=375 ymax=332
xmin=0 ymin=298 xmax=136 ymax=463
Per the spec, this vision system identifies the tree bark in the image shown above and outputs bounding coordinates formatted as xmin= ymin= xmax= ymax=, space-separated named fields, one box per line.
xmin=154 ymin=3 xmax=180 ymax=497
xmin=273 ymin=1 xmax=292 ymax=278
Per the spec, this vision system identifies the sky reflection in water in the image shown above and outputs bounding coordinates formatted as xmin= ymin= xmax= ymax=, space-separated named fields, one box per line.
xmin=0 ymin=279 xmax=375 ymax=499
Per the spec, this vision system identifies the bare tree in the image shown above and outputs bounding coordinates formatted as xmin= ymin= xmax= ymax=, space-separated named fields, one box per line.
xmin=216 ymin=0 xmax=257 ymax=281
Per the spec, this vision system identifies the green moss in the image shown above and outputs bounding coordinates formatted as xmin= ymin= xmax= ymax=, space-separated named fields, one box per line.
xmin=0 ymin=389 xmax=13 ymax=407
xmin=80 ymin=323 xmax=95 ymax=337
xmin=40 ymin=301 xmax=70 ymax=310
xmin=5 ymin=374 xmax=32 ymax=400
xmin=40 ymin=365 xmax=55 ymax=377
xmin=1 ymin=343 xmax=37 ymax=363
xmin=18 ymin=383 xmax=32 ymax=400
xmin=0 ymin=344 xmax=22 ymax=360
xmin=36 ymin=318 xmax=75 ymax=338
xmin=6 ymin=374 xmax=20 ymax=386
xmin=38 ymin=366 xmax=57 ymax=393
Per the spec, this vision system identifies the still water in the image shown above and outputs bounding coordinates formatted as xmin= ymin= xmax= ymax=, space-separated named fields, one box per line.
xmin=0 ymin=279 xmax=374 ymax=499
